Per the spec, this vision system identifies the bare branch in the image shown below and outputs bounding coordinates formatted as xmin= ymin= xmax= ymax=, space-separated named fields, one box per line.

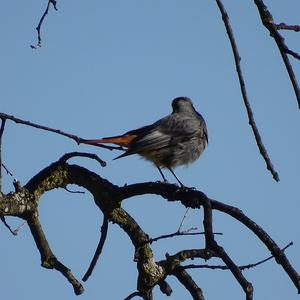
xmin=1 ymin=158 xmax=299 ymax=297
xmin=253 ymin=0 xmax=300 ymax=107
xmin=31 ymin=0 xmax=58 ymax=49
xmin=212 ymin=199 xmax=300 ymax=293
xmin=124 ymin=291 xmax=142 ymax=300
xmin=59 ymin=151 xmax=107 ymax=167
xmin=215 ymin=0 xmax=280 ymax=182
xmin=172 ymin=266 xmax=204 ymax=300
xmin=0 ymin=118 xmax=6 ymax=191
xmin=275 ymin=23 xmax=300 ymax=32
xmin=119 ymin=182 xmax=300 ymax=293
xmin=63 ymin=186 xmax=85 ymax=194
xmin=1 ymin=163 xmax=13 ymax=177
xmin=26 ymin=210 xmax=84 ymax=295
xmin=158 ymin=280 xmax=173 ymax=296
xmin=1 ymin=216 xmax=18 ymax=235
xmin=0 ymin=112 xmax=123 ymax=152
xmin=146 ymin=229 xmax=222 ymax=245
xmin=82 ymin=215 xmax=109 ymax=281
xmin=202 ymin=196 xmax=253 ymax=298
xmin=177 ymin=207 xmax=190 ymax=232
xmin=184 ymin=242 xmax=293 ymax=271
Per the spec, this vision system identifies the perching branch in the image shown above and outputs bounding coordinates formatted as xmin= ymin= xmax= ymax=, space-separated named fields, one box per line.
xmin=1 ymin=156 xmax=299 ymax=298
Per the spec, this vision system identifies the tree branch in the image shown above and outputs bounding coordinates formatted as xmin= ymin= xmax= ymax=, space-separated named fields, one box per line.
xmin=0 ymin=112 xmax=123 ymax=151
xmin=82 ymin=215 xmax=109 ymax=281
xmin=172 ymin=266 xmax=204 ymax=300
xmin=253 ymin=0 xmax=300 ymax=107
xmin=0 ymin=118 xmax=6 ymax=192
xmin=183 ymin=241 xmax=293 ymax=271
xmin=215 ymin=0 xmax=280 ymax=182
xmin=275 ymin=23 xmax=300 ymax=32
xmin=31 ymin=0 xmax=58 ymax=49
xmin=1 ymin=159 xmax=299 ymax=297
xmin=27 ymin=210 xmax=84 ymax=295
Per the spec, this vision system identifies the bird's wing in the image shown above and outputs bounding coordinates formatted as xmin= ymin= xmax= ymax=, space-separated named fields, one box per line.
xmin=114 ymin=115 xmax=198 ymax=159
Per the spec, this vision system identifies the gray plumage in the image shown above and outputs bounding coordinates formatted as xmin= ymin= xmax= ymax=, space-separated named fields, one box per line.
xmin=115 ymin=97 xmax=208 ymax=169
xmin=83 ymin=97 xmax=208 ymax=186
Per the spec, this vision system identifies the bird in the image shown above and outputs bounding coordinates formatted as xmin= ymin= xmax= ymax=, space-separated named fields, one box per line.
xmin=81 ymin=97 xmax=208 ymax=187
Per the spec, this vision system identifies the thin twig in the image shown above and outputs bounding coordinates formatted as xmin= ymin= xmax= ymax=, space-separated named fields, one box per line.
xmin=275 ymin=23 xmax=300 ymax=32
xmin=82 ymin=215 xmax=109 ymax=281
xmin=147 ymin=229 xmax=222 ymax=245
xmin=253 ymin=0 xmax=300 ymax=107
xmin=215 ymin=0 xmax=280 ymax=182
xmin=124 ymin=291 xmax=142 ymax=300
xmin=1 ymin=163 xmax=13 ymax=177
xmin=1 ymin=216 xmax=18 ymax=236
xmin=31 ymin=0 xmax=58 ymax=49
xmin=64 ymin=186 xmax=85 ymax=194
xmin=0 ymin=118 xmax=6 ymax=192
xmin=11 ymin=221 xmax=27 ymax=235
xmin=59 ymin=152 xmax=107 ymax=167
xmin=0 ymin=112 xmax=124 ymax=152
xmin=1 ymin=218 xmax=27 ymax=236
xmin=177 ymin=208 xmax=190 ymax=232
xmin=184 ymin=242 xmax=293 ymax=271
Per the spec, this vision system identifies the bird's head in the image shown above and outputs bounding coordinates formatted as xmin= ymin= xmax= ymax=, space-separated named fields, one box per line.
xmin=172 ymin=97 xmax=195 ymax=113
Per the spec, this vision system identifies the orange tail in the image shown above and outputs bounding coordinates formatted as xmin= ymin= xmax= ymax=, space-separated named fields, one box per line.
xmin=81 ymin=134 xmax=137 ymax=147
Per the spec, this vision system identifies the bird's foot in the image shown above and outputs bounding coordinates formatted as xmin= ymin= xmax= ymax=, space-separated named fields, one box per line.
xmin=178 ymin=184 xmax=196 ymax=191
xmin=155 ymin=179 xmax=169 ymax=184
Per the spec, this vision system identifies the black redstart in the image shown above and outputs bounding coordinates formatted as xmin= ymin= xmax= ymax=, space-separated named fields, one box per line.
xmin=81 ymin=97 xmax=208 ymax=186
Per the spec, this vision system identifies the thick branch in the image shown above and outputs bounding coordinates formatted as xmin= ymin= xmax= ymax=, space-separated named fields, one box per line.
xmin=27 ymin=210 xmax=84 ymax=294
xmin=119 ymin=183 xmax=300 ymax=293
xmin=2 ymin=159 xmax=299 ymax=297
xmin=172 ymin=266 xmax=204 ymax=300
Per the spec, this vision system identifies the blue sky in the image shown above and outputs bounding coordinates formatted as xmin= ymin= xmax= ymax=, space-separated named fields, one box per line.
xmin=1 ymin=1 xmax=299 ymax=299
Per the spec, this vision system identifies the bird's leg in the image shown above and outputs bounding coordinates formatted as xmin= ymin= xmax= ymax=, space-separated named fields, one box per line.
xmin=156 ymin=165 xmax=168 ymax=183
xmin=167 ymin=167 xmax=185 ymax=188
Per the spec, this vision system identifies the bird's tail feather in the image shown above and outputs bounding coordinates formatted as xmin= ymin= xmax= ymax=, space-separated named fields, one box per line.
xmin=81 ymin=134 xmax=137 ymax=147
